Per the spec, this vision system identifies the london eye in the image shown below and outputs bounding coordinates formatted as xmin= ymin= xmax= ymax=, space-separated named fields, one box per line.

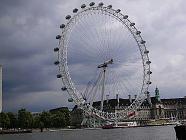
xmin=54 ymin=2 xmax=152 ymax=122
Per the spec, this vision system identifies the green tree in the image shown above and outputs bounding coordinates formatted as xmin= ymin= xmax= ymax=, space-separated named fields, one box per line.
xmin=33 ymin=115 xmax=41 ymax=128
xmin=51 ymin=111 xmax=65 ymax=128
xmin=50 ymin=108 xmax=70 ymax=126
xmin=40 ymin=111 xmax=51 ymax=128
xmin=61 ymin=109 xmax=70 ymax=126
xmin=0 ymin=112 xmax=10 ymax=129
xmin=18 ymin=109 xmax=33 ymax=129
xmin=7 ymin=112 xmax=17 ymax=129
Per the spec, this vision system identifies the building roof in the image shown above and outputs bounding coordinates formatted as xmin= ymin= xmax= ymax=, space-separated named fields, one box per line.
xmin=93 ymin=98 xmax=152 ymax=108
xmin=161 ymin=97 xmax=186 ymax=105
xmin=49 ymin=107 xmax=69 ymax=112
xmin=92 ymin=96 xmax=186 ymax=108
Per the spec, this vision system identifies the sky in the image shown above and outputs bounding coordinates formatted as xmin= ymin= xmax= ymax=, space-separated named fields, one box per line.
xmin=0 ymin=0 xmax=186 ymax=112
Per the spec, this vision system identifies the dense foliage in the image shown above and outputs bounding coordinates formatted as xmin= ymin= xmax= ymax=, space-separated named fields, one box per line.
xmin=0 ymin=108 xmax=71 ymax=129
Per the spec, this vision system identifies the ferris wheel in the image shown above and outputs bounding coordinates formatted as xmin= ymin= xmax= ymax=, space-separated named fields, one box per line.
xmin=54 ymin=2 xmax=152 ymax=121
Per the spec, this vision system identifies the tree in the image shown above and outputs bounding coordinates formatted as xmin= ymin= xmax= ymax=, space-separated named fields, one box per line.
xmin=40 ymin=111 xmax=51 ymax=128
xmin=51 ymin=111 xmax=65 ymax=128
xmin=61 ymin=109 xmax=70 ymax=126
xmin=7 ymin=112 xmax=17 ymax=129
xmin=0 ymin=112 xmax=10 ymax=129
xmin=50 ymin=107 xmax=71 ymax=126
xmin=33 ymin=115 xmax=40 ymax=128
xmin=18 ymin=109 xmax=33 ymax=129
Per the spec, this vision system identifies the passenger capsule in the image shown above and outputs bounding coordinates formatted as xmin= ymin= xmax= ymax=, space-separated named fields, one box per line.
xmin=89 ymin=2 xmax=95 ymax=6
xmin=144 ymin=91 xmax=150 ymax=94
xmin=130 ymin=23 xmax=135 ymax=26
xmin=57 ymin=74 xmax=62 ymax=78
xmin=56 ymin=35 xmax=61 ymax=39
xmin=98 ymin=2 xmax=104 ymax=7
xmin=116 ymin=9 xmax=121 ymax=13
xmin=123 ymin=15 xmax=128 ymax=19
xmin=54 ymin=47 xmax=59 ymax=52
xmin=144 ymin=50 xmax=149 ymax=54
xmin=107 ymin=5 xmax=112 ymax=9
xmin=65 ymin=15 xmax=71 ymax=20
xmin=147 ymin=71 xmax=152 ymax=75
xmin=146 ymin=81 xmax=152 ymax=85
xmin=54 ymin=61 xmax=60 ymax=65
xmin=136 ymin=31 xmax=141 ymax=35
xmin=61 ymin=87 xmax=67 ymax=91
xmin=68 ymin=98 xmax=73 ymax=102
xmin=60 ymin=24 xmax=65 ymax=29
xmin=81 ymin=4 xmax=86 ymax=8
xmin=146 ymin=60 xmax=151 ymax=65
xmin=73 ymin=8 xmax=78 ymax=13
xmin=141 ymin=40 xmax=146 ymax=44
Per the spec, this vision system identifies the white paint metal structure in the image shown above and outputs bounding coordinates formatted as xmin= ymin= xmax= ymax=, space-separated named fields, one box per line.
xmin=0 ymin=65 xmax=2 ymax=112
xmin=54 ymin=2 xmax=152 ymax=121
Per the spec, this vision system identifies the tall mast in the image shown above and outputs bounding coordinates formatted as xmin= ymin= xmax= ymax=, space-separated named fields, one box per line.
xmin=100 ymin=67 xmax=106 ymax=111
xmin=98 ymin=59 xmax=113 ymax=111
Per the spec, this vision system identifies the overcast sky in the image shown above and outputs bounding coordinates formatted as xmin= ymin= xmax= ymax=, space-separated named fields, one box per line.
xmin=0 ymin=0 xmax=186 ymax=112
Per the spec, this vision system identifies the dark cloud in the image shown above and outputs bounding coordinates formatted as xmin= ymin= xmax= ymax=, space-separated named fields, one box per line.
xmin=0 ymin=0 xmax=69 ymax=111
xmin=0 ymin=0 xmax=186 ymax=112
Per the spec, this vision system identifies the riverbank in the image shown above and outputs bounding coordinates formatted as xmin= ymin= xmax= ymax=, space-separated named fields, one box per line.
xmin=0 ymin=129 xmax=32 ymax=135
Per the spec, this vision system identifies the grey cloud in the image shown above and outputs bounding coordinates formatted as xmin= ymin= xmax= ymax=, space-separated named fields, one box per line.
xmin=0 ymin=0 xmax=186 ymax=111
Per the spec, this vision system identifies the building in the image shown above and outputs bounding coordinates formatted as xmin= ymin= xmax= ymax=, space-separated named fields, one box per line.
xmin=0 ymin=65 xmax=2 ymax=112
xmin=49 ymin=107 xmax=69 ymax=113
xmin=71 ymin=87 xmax=186 ymax=126
xmin=93 ymin=87 xmax=186 ymax=121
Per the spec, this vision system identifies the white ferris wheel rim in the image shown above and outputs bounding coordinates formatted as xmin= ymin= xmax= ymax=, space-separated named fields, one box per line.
xmin=55 ymin=2 xmax=151 ymax=121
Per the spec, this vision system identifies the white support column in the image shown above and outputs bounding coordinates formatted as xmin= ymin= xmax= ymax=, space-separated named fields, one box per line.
xmin=0 ymin=65 xmax=2 ymax=112
xmin=98 ymin=59 xmax=113 ymax=111
xmin=116 ymin=94 xmax=119 ymax=109
xmin=101 ymin=68 xmax=106 ymax=111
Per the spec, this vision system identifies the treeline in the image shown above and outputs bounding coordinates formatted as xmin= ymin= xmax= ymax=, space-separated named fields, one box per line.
xmin=0 ymin=108 xmax=70 ymax=129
